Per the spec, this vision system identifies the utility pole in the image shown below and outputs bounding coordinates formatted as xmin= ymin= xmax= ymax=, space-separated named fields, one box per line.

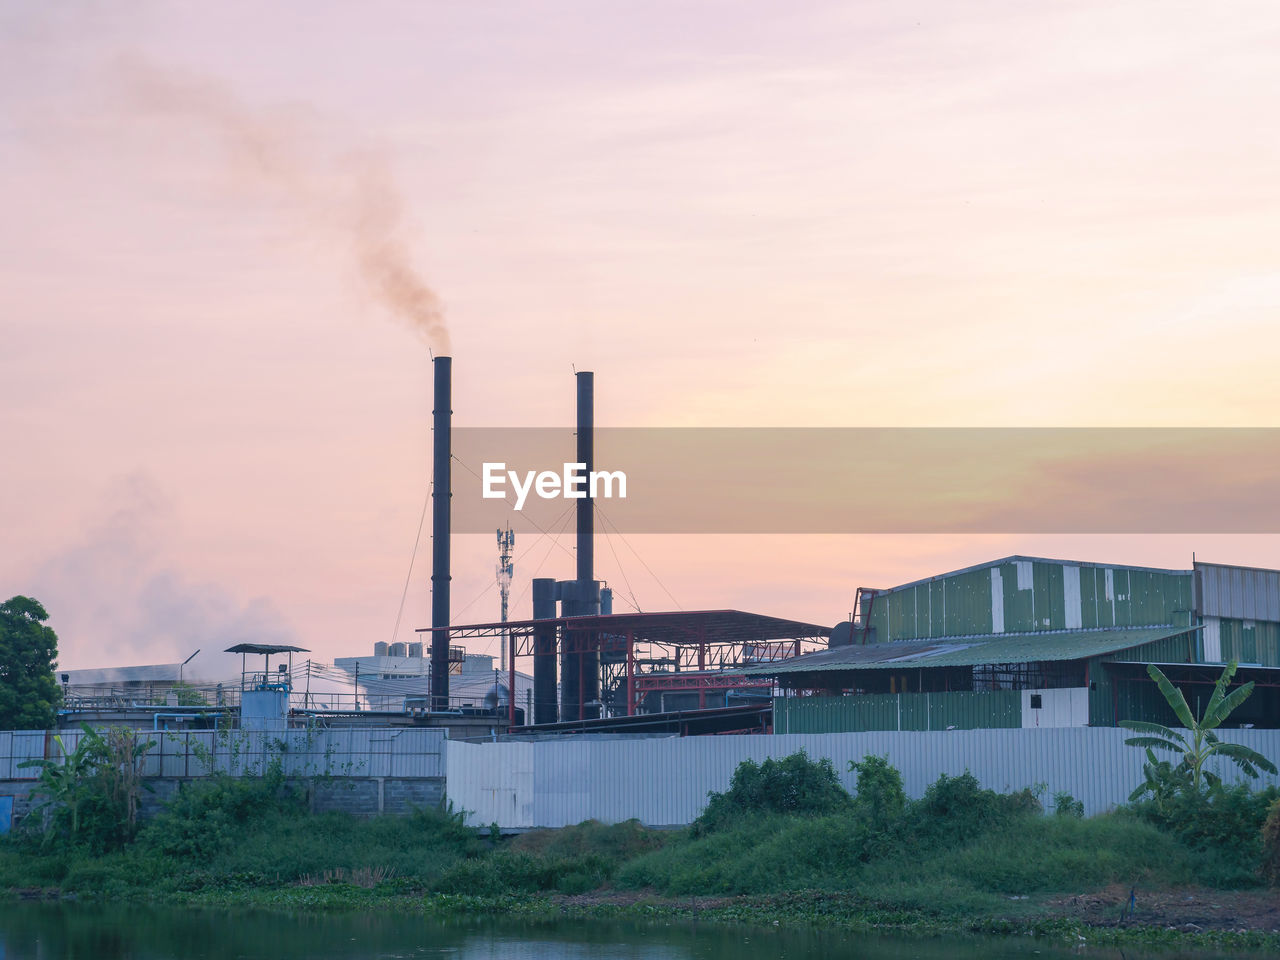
xmin=497 ymin=525 xmax=515 ymax=671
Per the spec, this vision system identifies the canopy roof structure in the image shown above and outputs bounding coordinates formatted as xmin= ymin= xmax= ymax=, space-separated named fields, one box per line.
xmin=224 ymin=643 xmax=310 ymax=655
xmin=424 ymin=610 xmax=831 ymax=646
xmin=420 ymin=610 xmax=830 ymax=720
xmin=225 ymin=643 xmax=311 ymax=692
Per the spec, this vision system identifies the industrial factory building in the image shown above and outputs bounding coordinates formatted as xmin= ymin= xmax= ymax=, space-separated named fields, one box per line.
xmin=18 ymin=358 xmax=1280 ymax=836
xmin=48 ymin=355 xmax=1280 ymax=747
xmin=750 ymin=556 xmax=1280 ymax=734
xmin=388 ymin=359 xmax=1280 ymax=739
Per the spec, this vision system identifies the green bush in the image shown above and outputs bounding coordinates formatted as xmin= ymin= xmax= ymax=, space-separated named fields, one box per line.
xmin=879 ymin=813 xmax=1191 ymax=894
xmin=618 ymin=813 xmax=873 ymax=895
xmin=1262 ymin=797 xmax=1280 ymax=886
xmin=908 ymin=772 xmax=1041 ymax=845
xmin=617 ymin=801 xmax=1191 ymax=906
xmin=1133 ymin=782 xmax=1280 ymax=887
xmin=695 ymin=751 xmax=851 ymax=834
xmin=1053 ymin=791 xmax=1084 ymax=818
xmin=139 ymin=766 xmax=304 ymax=861
xmin=14 ymin=725 xmax=153 ymax=855
xmin=849 ymin=755 xmax=906 ymax=827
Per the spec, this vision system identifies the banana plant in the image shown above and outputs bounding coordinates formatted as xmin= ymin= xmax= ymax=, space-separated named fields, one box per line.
xmin=1120 ymin=661 xmax=1277 ymax=793
xmin=1127 ymin=746 xmax=1191 ymax=809
xmin=17 ymin=723 xmax=109 ymax=841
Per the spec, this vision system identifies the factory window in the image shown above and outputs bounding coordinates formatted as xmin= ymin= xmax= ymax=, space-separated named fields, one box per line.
xmin=972 ymin=661 xmax=1086 ymax=691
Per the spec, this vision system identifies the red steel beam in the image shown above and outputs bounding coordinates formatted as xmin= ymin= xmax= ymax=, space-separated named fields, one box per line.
xmin=626 ymin=629 xmax=635 ymax=716
xmin=698 ymin=622 xmax=706 ymax=709
xmin=633 ymin=673 xmax=773 ymax=693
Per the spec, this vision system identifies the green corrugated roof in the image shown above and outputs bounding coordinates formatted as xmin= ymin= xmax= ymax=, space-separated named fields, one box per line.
xmin=744 ymin=626 xmax=1198 ymax=676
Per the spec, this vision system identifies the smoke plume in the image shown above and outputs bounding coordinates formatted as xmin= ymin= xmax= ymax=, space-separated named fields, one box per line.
xmin=116 ymin=57 xmax=450 ymax=353
xmin=33 ymin=474 xmax=298 ymax=680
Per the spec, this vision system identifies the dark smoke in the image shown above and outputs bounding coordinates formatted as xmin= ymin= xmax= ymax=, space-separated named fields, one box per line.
xmin=115 ymin=57 xmax=450 ymax=352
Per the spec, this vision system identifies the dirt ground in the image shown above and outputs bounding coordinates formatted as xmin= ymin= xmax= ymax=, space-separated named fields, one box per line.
xmin=1046 ymin=884 xmax=1280 ymax=933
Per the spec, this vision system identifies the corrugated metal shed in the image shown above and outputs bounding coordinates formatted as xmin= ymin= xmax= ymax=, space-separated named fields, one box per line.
xmin=867 ymin=556 xmax=1193 ymax=642
xmin=1196 ymin=562 xmax=1280 ymax=621
xmin=746 ymin=626 xmax=1197 ymax=675
xmin=775 ymin=691 xmax=1022 ymax=733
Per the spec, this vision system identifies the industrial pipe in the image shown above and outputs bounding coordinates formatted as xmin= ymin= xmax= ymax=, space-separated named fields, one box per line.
xmin=430 ymin=356 xmax=452 ymax=710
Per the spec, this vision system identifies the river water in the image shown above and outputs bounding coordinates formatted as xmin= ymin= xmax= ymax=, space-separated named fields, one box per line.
xmin=0 ymin=903 xmax=1263 ymax=960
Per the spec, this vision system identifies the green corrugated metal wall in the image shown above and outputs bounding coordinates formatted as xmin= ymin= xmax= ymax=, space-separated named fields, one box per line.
xmin=869 ymin=559 xmax=1193 ymax=642
xmin=1216 ymin=618 xmax=1280 ymax=667
xmin=1087 ymin=634 xmax=1201 ymax=726
xmin=1110 ymin=632 xmax=1200 ymax=664
xmin=775 ymin=691 xmax=1022 ymax=734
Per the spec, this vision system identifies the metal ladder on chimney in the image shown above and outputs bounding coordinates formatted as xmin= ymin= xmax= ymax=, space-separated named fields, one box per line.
xmin=852 ymin=586 xmax=878 ymax=645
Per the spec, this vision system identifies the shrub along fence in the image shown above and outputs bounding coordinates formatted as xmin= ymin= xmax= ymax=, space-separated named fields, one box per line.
xmin=4 ymin=726 xmax=1278 ymax=833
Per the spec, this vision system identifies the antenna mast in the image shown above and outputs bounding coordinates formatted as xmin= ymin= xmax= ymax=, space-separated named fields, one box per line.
xmin=496 ymin=525 xmax=515 ymax=671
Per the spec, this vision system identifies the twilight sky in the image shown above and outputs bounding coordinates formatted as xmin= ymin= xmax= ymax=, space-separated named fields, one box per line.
xmin=4 ymin=1 xmax=1280 ymax=679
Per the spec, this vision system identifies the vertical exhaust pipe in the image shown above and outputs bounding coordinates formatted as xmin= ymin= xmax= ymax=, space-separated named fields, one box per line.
xmin=532 ymin=578 xmax=558 ymax=725
xmin=430 ymin=356 xmax=452 ymax=710
xmin=576 ymin=371 xmax=593 ymax=586
xmin=576 ymin=371 xmax=601 ymax=720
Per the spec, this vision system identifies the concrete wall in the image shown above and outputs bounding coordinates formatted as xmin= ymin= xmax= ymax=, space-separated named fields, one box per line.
xmin=0 ymin=776 xmax=445 ymax=831
xmin=0 ymin=728 xmax=446 ymax=780
xmin=0 ymin=726 xmax=448 ymax=831
xmin=308 ymin=777 xmax=445 ymax=815
xmin=446 ymin=727 xmax=1280 ymax=829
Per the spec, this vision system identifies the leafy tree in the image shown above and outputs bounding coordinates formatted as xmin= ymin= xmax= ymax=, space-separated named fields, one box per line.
xmin=1120 ymin=662 xmax=1277 ymax=793
xmin=0 ymin=596 xmax=61 ymax=729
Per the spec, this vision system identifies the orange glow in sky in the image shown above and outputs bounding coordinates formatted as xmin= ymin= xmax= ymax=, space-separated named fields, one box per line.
xmin=4 ymin=2 xmax=1280 ymax=677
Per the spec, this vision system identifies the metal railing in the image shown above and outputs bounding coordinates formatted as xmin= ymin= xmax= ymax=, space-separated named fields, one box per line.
xmin=60 ymin=686 xmax=508 ymax=717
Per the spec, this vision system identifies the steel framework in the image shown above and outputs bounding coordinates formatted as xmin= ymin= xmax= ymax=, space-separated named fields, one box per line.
xmin=419 ymin=609 xmax=830 ymax=724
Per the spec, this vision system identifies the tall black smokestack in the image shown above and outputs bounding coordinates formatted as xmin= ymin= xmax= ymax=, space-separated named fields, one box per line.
xmin=576 ymin=371 xmax=593 ymax=585
xmin=576 ymin=371 xmax=601 ymax=720
xmin=430 ymin=356 xmax=452 ymax=710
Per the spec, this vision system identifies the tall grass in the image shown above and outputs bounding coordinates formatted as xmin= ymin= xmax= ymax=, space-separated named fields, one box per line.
xmin=616 ymin=811 xmax=1194 ymax=910
xmin=1 ymin=751 xmax=1272 ymax=909
xmin=0 ymin=775 xmax=483 ymax=898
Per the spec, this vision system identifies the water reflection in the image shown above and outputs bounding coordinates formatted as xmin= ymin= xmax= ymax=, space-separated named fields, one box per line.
xmin=0 ymin=903 xmax=1260 ymax=960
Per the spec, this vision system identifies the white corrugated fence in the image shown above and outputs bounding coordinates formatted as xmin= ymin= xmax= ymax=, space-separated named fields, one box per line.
xmin=446 ymin=728 xmax=1280 ymax=829
xmin=5 ymin=726 xmax=1277 ymax=831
